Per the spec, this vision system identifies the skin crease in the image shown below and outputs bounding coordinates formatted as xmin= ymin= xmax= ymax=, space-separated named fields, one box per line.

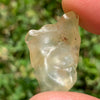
xmin=30 ymin=0 xmax=100 ymax=100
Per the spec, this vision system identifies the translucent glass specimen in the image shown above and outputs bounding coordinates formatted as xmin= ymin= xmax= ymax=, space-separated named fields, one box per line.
xmin=25 ymin=11 xmax=81 ymax=91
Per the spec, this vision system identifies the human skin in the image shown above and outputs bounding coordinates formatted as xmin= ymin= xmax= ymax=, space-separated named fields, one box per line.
xmin=30 ymin=0 xmax=100 ymax=100
xmin=30 ymin=92 xmax=100 ymax=100
xmin=62 ymin=0 xmax=100 ymax=34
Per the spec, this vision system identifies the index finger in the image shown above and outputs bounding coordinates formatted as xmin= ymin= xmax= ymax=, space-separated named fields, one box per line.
xmin=62 ymin=0 xmax=100 ymax=34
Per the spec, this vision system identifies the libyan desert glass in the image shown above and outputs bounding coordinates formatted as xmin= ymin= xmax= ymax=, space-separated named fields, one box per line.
xmin=25 ymin=11 xmax=81 ymax=91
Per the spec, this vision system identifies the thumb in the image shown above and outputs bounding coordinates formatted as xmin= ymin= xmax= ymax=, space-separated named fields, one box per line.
xmin=30 ymin=92 xmax=100 ymax=100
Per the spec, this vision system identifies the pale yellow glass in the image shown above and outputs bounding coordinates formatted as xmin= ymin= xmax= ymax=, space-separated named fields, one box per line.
xmin=25 ymin=11 xmax=81 ymax=91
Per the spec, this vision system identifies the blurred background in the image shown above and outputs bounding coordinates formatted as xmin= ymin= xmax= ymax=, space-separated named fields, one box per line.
xmin=0 ymin=0 xmax=100 ymax=100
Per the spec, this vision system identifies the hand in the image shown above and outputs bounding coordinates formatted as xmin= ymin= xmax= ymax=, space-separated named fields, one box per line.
xmin=62 ymin=0 xmax=100 ymax=34
xmin=30 ymin=92 xmax=99 ymax=100
xmin=30 ymin=0 xmax=100 ymax=100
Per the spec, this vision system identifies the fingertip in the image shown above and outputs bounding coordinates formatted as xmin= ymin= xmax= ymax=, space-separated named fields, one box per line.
xmin=62 ymin=0 xmax=100 ymax=34
xmin=30 ymin=92 xmax=99 ymax=100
